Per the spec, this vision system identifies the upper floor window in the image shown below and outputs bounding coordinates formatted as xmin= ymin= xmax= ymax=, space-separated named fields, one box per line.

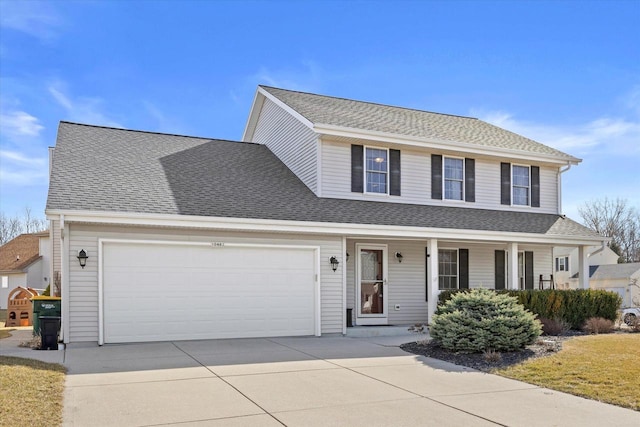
xmin=512 ymin=165 xmax=530 ymax=206
xmin=444 ymin=157 xmax=464 ymax=200
xmin=365 ymin=148 xmax=388 ymax=194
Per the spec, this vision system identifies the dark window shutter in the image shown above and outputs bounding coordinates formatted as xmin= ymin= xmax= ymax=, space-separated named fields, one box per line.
xmin=425 ymin=247 xmax=429 ymax=302
xmin=431 ymin=154 xmax=442 ymax=200
xmin=465 ymin=158 xmax=475 ymax=202
xmin=351 ymin=145 xmax=363 ymax=193
xmin=389 ymin=149 xmax=401 ymax=196
xmin=531 ymin=166 xmax=540 ymax=207
xmin=555 ymin=257 xmax=559 ymax=271
xmin=501 ymin=162 xmax=511 ymax=205
xmin=459 ymin=249 xmax=469 ymax=289
xmin=495 ymin=250 xmax=506 ymax=290
xmin=525 ymin=251 xmax=534 ymax=290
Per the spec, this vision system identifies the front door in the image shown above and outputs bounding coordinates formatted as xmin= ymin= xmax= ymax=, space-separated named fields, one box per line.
xmin=356 ymin=244 xmax=388 ymax=325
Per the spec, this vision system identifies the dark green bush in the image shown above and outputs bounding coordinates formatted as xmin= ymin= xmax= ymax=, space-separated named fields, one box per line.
xmin=430 ymin=289 xmax=541 ymax=353
xmin=439 ymin=289 xmax=622 ymax=330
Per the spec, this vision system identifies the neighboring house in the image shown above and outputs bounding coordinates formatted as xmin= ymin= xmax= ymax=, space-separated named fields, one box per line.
xmin=553 ymin=245 xmax=620 ymax=288
xmin=580 ymin=263 xmax=640 ymax=308
xmin=46 ymin=86 xmax=605 ymax=345
xmin=0 ymin=232 xmax=50 ymax=309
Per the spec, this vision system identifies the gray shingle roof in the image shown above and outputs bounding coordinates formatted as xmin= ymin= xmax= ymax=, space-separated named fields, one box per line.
xmin=260 ymin=86 xmax=578 ymax=161
xmin=47 ymin=122 xmax=599 ymax=239
xmin=588 ymin=263 xmax=640 ymax=280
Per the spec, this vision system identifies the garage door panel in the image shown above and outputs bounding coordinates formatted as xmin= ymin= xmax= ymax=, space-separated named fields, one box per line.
xmin=103 ymin=242 xmax=317 ymax=343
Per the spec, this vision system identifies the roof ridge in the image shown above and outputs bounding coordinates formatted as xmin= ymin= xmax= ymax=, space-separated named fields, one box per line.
xmin=59 ymin=121 xmax=258 ymax=145
xmin=259 ymin=85 xmax=478 ymax=121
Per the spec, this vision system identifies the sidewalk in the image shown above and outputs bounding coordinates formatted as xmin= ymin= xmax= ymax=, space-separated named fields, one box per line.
xmin=0 ymin=327 xmax=65 ymax=363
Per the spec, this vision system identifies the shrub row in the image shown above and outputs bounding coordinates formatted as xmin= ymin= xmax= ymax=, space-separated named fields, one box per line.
xmin=438 ymin=289 xmax=621 ymax=330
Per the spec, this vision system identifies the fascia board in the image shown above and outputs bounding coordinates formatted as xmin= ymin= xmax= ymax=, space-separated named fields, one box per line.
xmin=241 ymin=89 xmax=266 ymax=142
xmin=313 ymin=123 xmax=582 ymax=165
xmin=257 ymin=87 xmax=315 ymax=130
xmin=45 ymin=209 xmax=605 ymax=246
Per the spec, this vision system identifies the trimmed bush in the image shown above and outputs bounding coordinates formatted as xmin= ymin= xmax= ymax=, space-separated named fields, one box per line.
xmin=430 ymin=289 xmax=542 ymax=353
xmin=439 ymin=289 xmax=621 ymax=330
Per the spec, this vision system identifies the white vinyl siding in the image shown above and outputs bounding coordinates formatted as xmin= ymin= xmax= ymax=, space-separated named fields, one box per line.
xmin=65 ymin=224 xmax=343 ymax=343
xmin=251 ymin=98 xmax=319 ymax=194
xmin=320 ymin=138 xmax=559 ymax=213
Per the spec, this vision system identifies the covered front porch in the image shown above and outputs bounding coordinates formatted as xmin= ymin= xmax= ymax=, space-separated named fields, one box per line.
xmin=343 ymin=236 xmax=597 ymax=328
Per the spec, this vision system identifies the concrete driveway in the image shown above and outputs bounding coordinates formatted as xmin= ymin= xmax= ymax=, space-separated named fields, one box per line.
xmin=60 ymin=335 xmax=640 ymax=427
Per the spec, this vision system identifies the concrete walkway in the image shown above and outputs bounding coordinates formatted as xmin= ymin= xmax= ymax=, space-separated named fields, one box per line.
xmin=2 ymin=330 xmax=639 ymax=426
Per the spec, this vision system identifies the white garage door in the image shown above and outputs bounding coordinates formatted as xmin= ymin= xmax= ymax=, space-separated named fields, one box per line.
xmin=102 ymin=241 xmax=317 ymax=343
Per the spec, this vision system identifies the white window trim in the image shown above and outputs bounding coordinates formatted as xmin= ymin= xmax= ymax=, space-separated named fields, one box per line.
xmin=556 ymin=256 xmax=569 ymax=272
xmin=443 ymin=156 xmax=465 ymax=202
xmin=363 ymin=145 xmax=389 ymax=196
xmin=1 ymin=276 xmax=7 ymax=289
xmin=511 ymin=164 xmax=531 ymax=206
xmin=438 ymin=248 xmax=459 ymax=290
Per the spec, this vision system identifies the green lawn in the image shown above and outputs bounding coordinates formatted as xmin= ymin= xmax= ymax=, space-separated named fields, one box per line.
xmin=0 ymin=308 xmax=6 ymax=327
xmin=497 ymin=334 xmax=640 ymax=411
xmin=0 ymin=356 xmax=66 ymax=426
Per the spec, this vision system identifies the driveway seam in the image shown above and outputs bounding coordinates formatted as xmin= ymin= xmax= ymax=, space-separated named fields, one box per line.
xmin=268 ymin=338 xmax=508 ymax=427
xmin=171 ymin=342 xmax=286 ymax=427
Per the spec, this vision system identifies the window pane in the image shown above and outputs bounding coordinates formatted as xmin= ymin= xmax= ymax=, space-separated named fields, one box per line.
xmin=366 ymin=148 xmax=387 ymax=172
xmin=513 ymin=166 xmax=529 ymax=187
xmin=366 ymin=172 xmax=387 ymax=193
xmin=445 ymin=180 xmax=463 ymax=200
xmin=513 ymin=187 xmax=529 ymax=205
xmin=444 ymin=158 xmax=463 ymax=180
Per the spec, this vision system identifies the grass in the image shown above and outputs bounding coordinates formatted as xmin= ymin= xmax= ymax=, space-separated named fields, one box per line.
xmin=0 ymin=309 xmax=6 ymax=327
xmin=497 ymin=334 xmax=640 ymax=411
xmin=0 ymin=357 xmax=66 ymax=426
xmin=0 ymin=329 xmax=14 ymax=339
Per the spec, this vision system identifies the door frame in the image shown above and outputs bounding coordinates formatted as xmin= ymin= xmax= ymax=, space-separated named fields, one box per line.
xmin=355 ymin=243 xmax=388 ymax=325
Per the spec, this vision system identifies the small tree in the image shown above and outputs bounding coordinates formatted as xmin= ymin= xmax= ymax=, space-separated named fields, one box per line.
xmin=430 ymin=289 xmax=542 ymax=353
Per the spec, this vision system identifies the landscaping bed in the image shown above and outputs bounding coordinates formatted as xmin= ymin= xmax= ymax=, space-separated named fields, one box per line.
xmin=401 ymin=334 xmax=576 ymax=372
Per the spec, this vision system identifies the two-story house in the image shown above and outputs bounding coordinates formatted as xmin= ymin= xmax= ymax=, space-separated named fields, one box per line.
xmin=46 ymin=86 xmax=605 ymax=345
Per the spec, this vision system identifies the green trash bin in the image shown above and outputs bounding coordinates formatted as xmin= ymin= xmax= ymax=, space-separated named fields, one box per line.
xmin=32 ymin=296 xmax=61 ymax=336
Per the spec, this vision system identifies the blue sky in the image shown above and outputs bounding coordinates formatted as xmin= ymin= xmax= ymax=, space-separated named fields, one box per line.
xmin=1 ymin=0 xmax=638 ymax=222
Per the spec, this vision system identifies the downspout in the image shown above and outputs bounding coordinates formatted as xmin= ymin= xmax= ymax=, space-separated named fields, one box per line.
xmin=557 ymin=162 xmax=572 ymax=215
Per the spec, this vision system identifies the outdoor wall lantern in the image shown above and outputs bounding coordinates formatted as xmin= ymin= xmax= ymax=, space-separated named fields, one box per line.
xmin=346 ymin=252 xmax=350 ymax=262
xmin=329 ymin=256 xmax=340 ymax=272
xmin=395 ymin=252 xmax=403 ymax=263
xmin=77 ymin=249 xmax=89 ymax=269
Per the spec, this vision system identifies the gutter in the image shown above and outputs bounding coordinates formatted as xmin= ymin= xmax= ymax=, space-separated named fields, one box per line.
xmin=557 ymin=162 xmax=572 ymax=215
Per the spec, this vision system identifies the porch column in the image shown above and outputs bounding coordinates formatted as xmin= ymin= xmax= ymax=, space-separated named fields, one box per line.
xmin=508 ymin=242 xmax=519 ymax=290
xmin=578 ymin=245 xmax=590 ymax=289
xmin=427 ymin=239 xmax=439 ymax=324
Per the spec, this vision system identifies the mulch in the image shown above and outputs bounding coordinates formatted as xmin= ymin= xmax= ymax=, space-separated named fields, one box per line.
xmin=400 ymin=333 xmax=584 ymax=372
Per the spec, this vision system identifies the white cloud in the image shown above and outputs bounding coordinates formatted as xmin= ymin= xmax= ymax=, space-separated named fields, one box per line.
xmin=0 ymin=1 xmax=62 ymax=41
xmin=251 ymin=61 xmax=324 ymax=93
xmin=0 ymin=110 xmax=44 ymax=139
xmin=474 ymin=110 xmax=640 ymax=156
xmin=0 ymin=149 xmax=47 ymax=185
xmin=48 ymin=82 xmax=123 ymax=128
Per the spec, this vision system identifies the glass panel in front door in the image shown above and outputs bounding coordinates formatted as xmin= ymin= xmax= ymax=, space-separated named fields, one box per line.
xmin=360 ymin=249 xmax=383 ymax=314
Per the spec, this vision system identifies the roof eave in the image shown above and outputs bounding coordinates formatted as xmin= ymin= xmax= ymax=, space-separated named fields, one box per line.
xmin=45 ymin=209 xmax=605 ymax=246
xmin=314 ymin=123 xmax=581 ymax=165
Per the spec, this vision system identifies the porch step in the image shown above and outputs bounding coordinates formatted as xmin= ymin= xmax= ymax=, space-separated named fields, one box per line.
xmin=345 ymin=324 xmax=426 ymax=338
